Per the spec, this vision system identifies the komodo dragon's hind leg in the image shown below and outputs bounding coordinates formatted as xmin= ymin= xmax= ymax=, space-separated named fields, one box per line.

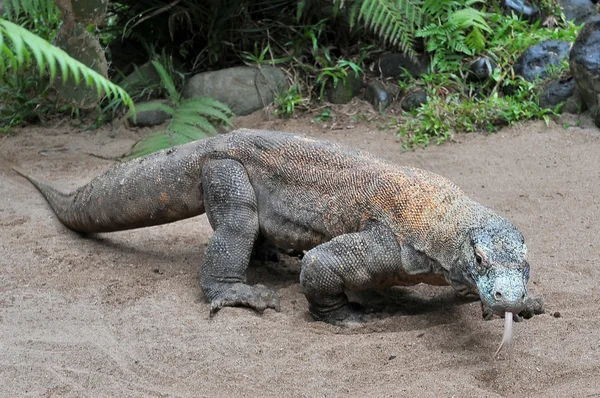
xmin=300 ymin=222 xmax=403 ymax=324
xmin=200 ymin=159 xmax=280 ymax=315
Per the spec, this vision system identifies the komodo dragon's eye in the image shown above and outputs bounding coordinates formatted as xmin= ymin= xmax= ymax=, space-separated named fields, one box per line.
xmin=474 ymin=251 xmax=487 ymax=275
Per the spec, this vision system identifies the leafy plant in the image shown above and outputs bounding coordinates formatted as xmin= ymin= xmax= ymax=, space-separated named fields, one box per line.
xmin=125 ymin=60 xmax=234 ymax=158
xmin=1 ymin=0 xmax=133 ymax=110
xmin=397 ymin=73 xmax=558 ymax=148
xmin=416 ymin=0 xmax=491 ymax=71
xmin=274 ymin=85 xmax=304 ymax=117
xmin=313 ymin=109 xmax=332 ymax=122
xmin=349 ymin=0 xmax=423 ymax=59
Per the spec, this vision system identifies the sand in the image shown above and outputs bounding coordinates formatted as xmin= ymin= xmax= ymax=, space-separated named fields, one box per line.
xmin=0 ymin=109 xmax=599 ymax=397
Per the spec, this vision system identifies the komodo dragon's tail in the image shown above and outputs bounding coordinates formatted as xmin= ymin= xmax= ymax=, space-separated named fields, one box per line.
xmin=12 ymin=144 xmax=209 ymax=233
xmin=12 ymin=167 xmax=79 ymax=228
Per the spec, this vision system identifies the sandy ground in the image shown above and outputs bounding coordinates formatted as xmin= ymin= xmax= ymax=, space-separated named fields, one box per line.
xmin=1 ymin=106 xmax=599 ymax=397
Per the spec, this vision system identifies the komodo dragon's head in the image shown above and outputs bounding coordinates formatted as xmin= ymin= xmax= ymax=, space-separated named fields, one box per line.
xmin=460 ymin=221 xmax=530 ymax=314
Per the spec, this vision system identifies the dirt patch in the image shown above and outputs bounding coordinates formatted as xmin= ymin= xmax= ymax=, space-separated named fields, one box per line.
xmin=1 ymin=108 xmax=599 ymax=397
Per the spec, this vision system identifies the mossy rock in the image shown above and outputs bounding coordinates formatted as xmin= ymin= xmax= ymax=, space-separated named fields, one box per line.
xmin=53 ymin=22 xmax=108 ymax=109
xmin=71 ymin=0 xmax=109 ymax=24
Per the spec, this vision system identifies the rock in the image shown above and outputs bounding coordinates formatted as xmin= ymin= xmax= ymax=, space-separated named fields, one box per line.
xmin=514 ymin=40 xmax=571 ymax=82
xmin=128 ymin=100 xmax=172 ymax=127
xmin=373 ymin=53 xmax=429 ymax=79
xmin=468 ymin=57 xmax=498 ymax=82
xmin=52 ymin=22 xmax=108 ymax=109
xmin=502 ymin=0 xmax=541 ymax=21
xmin=365 ymin=81 xmax=391 ymax=111
xmin=326 ymin=73 xmax=363 ymax=104
xmin=560 ymin=0 xmax=598 ymax=25
xmin=402 ymin=90 xmax=428 ymax=111
xmin=120 ymin=62 xmax=161 ymax=90
xmin=71 ymin=0 xmax=108 ymax=25
xmin=539 ymin=77 xmax=577 ymax=109
xmin=182 ymin=66 xmax=288 ymax=116
xmin=561 ymin=87 xmax=588 ymax=113
xmin=570 ymin=17 xmax=600 ymax=127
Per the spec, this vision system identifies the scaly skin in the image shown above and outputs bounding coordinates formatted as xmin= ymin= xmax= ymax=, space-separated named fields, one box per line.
xmin=15 ymin=129 xmax=544 ymax=323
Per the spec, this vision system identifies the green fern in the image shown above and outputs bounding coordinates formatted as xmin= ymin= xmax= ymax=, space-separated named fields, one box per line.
xmin=125 ymin=60 xmax=234 ymax=158
xmin=0 ymin=18 xmax=133 ymax=108
xmin=350 ymin=0 xmax=423 ymax=59
xmin=416 ymin=0 xmax=491 ymax=71
xmin=2 ymin=0 xmax=56 ymax=19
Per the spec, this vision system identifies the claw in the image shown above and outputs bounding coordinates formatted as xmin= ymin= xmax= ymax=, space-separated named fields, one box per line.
xmin=208 ymin=283 xmax=280 ymax=317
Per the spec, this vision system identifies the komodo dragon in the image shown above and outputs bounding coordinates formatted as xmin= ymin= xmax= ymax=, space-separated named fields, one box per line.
xmin=14 ymin=129 xmax=543 ymax=326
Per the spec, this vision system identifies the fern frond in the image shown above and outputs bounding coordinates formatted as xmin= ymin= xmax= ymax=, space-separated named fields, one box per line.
xmin=3 ymin=0 xmax=55 ymax=19
xmin=352 ymin=0 xmax=422 ymax=59
xmin=450 ymin=8 xmax=491 ymax=32
xmin=150 ymin=59 xmax=180 ymax=103
xmin=0 ymin=18 xmax=133 ymax=109
xmin=465 ymin=26 xmax=486 ymax=52
xmin=126 ymin=96 xmax=234 ymax=158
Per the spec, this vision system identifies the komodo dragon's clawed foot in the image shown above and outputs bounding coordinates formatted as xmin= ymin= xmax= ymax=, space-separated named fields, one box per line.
xmin=209 ymin=283 xmax=281 ymax=316
xmin=518 ymin=296 xmax=545 ymax=320
xmin=309 ymin=302 xmax=376 ymax=326
xmin=481 ymin=295 xmax=545 ymax=322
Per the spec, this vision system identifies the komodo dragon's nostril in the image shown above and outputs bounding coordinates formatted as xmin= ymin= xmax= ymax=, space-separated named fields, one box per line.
xmin=495 ymin=291 xmax=502 ymax=300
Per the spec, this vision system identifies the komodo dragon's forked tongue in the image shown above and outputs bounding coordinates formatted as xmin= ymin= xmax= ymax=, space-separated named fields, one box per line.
xmin=495 ymin=311 xmax=513 ymax=358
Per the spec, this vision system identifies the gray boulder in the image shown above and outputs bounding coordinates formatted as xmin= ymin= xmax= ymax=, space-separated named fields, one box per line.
xmin=570 ymin=17 xmax=600 ymax=127
xmin=183 ymin=66 xmax=288 ymax=116
xmin=514 ymin=40 xmax=571 ymax=82
xmin=560 ymin=0 xmax=598 ymax=25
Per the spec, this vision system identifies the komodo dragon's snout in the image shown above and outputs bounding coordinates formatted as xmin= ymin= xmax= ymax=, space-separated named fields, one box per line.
xmin=460 ymin=221 xmax=541 ymax=319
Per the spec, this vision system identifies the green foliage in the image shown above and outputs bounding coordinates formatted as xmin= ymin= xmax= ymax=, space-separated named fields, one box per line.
xmin=0 ymin=18 xmax=133 ymax=109
xmin=393 ymin=7 xmax=581 ymax=148
xmin=349 ymin=0 xmax=422 ymax=59
xmin=313 ymin=109 xmax=332 ymax=122
xmin=274 ymin=85 xmax=304 ymax=117
xmin=316 ymin=58 xmax=362 ymax=101
xmin=398 ymin=80 xmax=557 ymax=148
xmin=125 ymin=60 xmax=234 ymax=158
xmin=416 ymin=0 xmax=491 ymax=71
xmin=2 ymin=0 xmax=56 ymax=20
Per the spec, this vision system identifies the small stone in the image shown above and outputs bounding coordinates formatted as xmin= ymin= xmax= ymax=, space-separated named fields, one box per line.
xmin=539 ymin=77 xmax=577 ymax=109
xmin=388 ymin=355 xmax=397 ymax=361
xmin=365 ymin=81 xmax=392 ymax=112
xmin=373 ymin=53 xmax=430 ymax=79
xmin=326 ymin=73 xmax=363 ymax=104
xmin=553 ymin=311 xmax=561 ymax=318
xmin=127 ymin=100 xmax=172 ymax=127
xmin=468 ymin=57 xmax=498 ymax=82
xmin=402 ymin=90 xmax=428 ymax=111
xmin=560 ymin=87 xmax=587 ymax=114
xmin=502 ymin=0 xmax=541 ymax=22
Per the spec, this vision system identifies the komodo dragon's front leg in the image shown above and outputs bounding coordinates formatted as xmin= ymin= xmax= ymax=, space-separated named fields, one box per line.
xmin=201 ymin=159 xmax=280 ymax=314
xmin=300 ymin=222 xmax=403 ymax=323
